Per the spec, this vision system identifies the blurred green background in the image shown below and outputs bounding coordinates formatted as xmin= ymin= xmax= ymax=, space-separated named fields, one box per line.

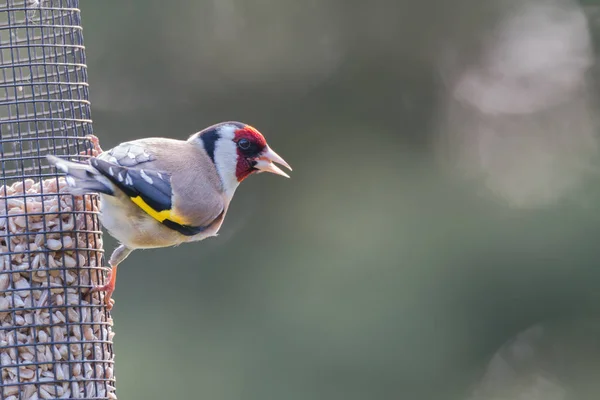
xmin=78 ymin=0 xmax=600 ymax=399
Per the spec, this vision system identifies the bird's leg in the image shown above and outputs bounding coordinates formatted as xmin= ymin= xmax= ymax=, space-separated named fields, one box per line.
xmin=91 ymin=244 xmax=132 ymax=310
xmin=79 ymin=134 xmax=104 ymax=158
xmin=92 ymin=264 xmax=118 ymax=310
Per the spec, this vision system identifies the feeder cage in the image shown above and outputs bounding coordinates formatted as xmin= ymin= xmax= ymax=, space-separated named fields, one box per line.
xmin=0 ymin=1 xmax=116 ymax=399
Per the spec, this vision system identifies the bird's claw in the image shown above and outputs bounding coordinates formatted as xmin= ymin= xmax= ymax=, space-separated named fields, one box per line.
xmin=91 ymin=268 xmax=116 ymax=310
xmin=79 ymin=134 xmax=103 ymax=158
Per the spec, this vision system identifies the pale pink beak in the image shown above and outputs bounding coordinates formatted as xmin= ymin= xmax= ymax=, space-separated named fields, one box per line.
xmin=254 ymin=146 xmax=292 ymax=178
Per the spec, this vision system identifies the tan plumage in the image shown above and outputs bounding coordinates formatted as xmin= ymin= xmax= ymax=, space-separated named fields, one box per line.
xmin=96 ymin=137 xmax=227 ymax=249
xmin=46 ymin=121 xmax=291 ymax=309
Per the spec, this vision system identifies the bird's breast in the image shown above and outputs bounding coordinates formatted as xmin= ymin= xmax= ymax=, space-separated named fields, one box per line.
xmin=98 ymin=194 xmax=218 ymax=249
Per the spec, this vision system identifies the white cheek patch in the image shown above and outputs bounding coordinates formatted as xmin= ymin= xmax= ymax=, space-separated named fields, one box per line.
xmin=213 ymin=125 xmax=241 ymax=198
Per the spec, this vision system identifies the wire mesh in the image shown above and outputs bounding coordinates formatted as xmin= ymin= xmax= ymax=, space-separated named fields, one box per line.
xmin=0 ymin=1 xmax=115 ymax=399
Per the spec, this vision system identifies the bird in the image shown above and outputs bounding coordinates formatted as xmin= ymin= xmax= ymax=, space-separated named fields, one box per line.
xmin=46 ymin=121 xmax=292 ymax=310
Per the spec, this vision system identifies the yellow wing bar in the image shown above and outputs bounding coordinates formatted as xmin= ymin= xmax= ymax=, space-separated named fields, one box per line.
xmin=129 ymin=195 xmax=187 ymax=225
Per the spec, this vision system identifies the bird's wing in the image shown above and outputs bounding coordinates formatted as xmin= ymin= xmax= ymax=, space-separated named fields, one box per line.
xmin=94 ymin=139 xmax=225 ymax=236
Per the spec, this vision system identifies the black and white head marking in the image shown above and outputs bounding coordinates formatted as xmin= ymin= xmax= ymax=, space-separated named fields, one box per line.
xmin=194 ymin=122 xmax=246 ymax=199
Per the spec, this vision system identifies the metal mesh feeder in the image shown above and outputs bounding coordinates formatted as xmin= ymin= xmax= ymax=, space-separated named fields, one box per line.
xmin=0 ymin=1 xmax=116 ymax=399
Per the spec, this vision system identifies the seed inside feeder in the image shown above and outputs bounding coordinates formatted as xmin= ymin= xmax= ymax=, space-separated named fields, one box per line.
xmin=0 ymin=177 xmax=116 ymax=400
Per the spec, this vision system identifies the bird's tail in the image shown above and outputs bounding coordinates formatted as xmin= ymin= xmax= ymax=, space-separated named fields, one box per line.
xmin=46 ymin=155 xmax=114 ymax=196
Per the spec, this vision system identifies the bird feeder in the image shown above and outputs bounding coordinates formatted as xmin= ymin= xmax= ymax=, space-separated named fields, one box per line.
xmin=0 ymin=1 xmax=116 ymax=399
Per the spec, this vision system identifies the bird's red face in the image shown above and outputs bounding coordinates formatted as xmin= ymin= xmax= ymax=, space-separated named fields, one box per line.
xmin=233 ymin=125 xmax=292 ymax=182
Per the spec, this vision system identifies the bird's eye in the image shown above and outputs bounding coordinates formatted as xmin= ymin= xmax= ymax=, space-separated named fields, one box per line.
xmin=238 ymin=138 xmax=251 ymax=150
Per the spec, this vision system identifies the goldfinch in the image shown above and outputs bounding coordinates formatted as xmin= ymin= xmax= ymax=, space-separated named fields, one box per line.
xmin=47 ymin=121 xmax=291 ymax=309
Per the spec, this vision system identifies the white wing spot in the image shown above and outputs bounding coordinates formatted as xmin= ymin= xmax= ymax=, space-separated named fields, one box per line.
xmin=108 ymin=167 xmax=114 ymax=176
xmin=125 ymin=173 xmax=133 ymax=186
xmin=117 ymin=172 xmax=124 ymax=182
xmin=140 ymin=169 xmax=153 ymax=184
xmin=66 ymin=176 xmax=76 ymax=187
xmin=127 ymin=151 xmax=136 ymax=159
xmin=156 ymin=172 xmax=163 ymax=179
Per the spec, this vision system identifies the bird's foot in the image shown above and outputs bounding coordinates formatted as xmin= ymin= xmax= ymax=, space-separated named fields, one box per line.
xmin=91 ymin=266 xmax=117 ymax=310
xmin=80 ymin=134 xmax=104 ymax=157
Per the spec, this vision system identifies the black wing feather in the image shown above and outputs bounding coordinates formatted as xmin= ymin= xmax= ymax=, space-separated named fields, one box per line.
xmin=90 ymin=157 xmax=173 ymax=212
